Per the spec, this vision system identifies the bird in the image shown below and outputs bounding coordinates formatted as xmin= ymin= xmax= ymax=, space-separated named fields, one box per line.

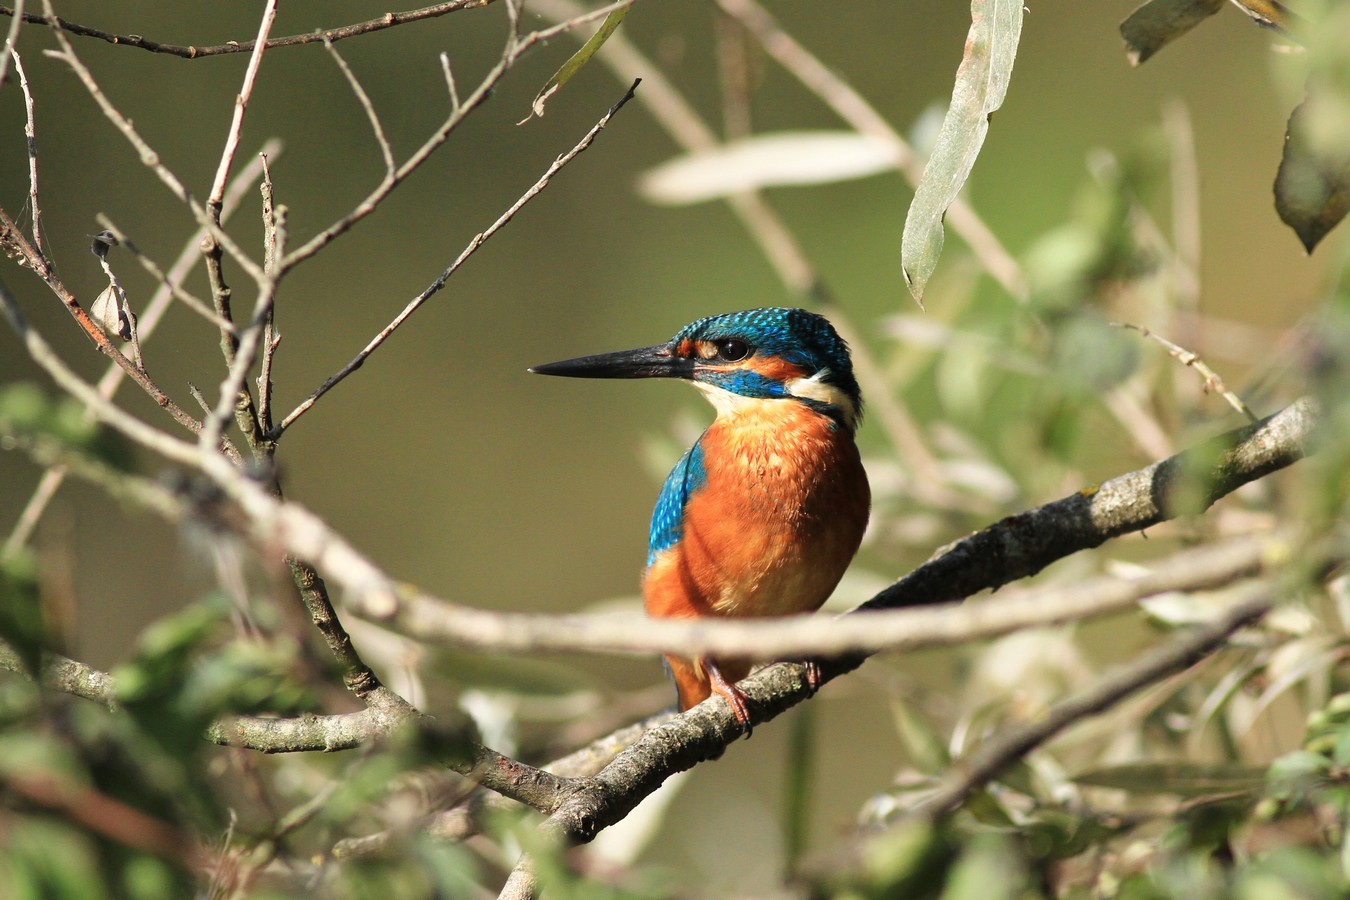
xmin=530 ymin=307 xmax=869 ymax=730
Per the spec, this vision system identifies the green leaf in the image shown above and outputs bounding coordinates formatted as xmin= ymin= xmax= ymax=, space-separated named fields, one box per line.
xmin=901 ymin=0 xmax=1023 ymax=306
xmin=4 ymin=819 xmax=106 ymax=900
xmin=856 ymin=820 xmax=954 ymax=897
xmin=1276 ymin=95 xmax=1350 ymax=254
xmin=1265 ymin=750 xmax=1333 ymax=802
xmin=637 ymin=132 xmax=898 ymax=205
xmin=892 ymin=698 xmax=951 ymax=776
xmin=1073 ymin=761 xmax=1267 ymax=797
xmin=525 ymin=7 xmax=630 ymax=121
xmin=939 ymin=834 xmax=1028 ymax=900
xmin=1119 ymin=0 xmax=1225 ymax=66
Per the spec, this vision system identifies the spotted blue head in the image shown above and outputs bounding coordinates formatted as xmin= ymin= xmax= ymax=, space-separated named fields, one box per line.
xmin=529 ymin=307 xmax=862 ymax=431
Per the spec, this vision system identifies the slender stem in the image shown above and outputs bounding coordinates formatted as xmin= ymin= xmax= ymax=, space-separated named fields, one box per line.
xmin=2 ymin=1 xmax=499 ymax=59
xmin=11 ymin=47 xmax=42 ymax=257
xmin=42 ymin=3 xmax=268 ymax=287
xmin=905 ymin=586 xmax=1275 ymax=819
xmin=271 ymin=80 xmax=641 ymax=437
xmin=207 ymin=0 xmax=275 ymax=210
xmin=3 ymin=146 xmax=276 ymax=558
xmin=277 ymin=0 xmax=637 ymax=272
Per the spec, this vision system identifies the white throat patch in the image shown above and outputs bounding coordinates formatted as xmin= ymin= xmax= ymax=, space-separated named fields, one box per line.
xmin=693 ymin=370 xmax=858 ymax=427
xmin=785 ymin=369 xmax=857 ymax=428
xmin=692 ymin=380 xmax=760 ymax=417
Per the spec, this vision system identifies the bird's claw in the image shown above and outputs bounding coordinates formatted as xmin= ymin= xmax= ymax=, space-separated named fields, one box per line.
xmin=705 ymin=659 xmax=754 ymax=738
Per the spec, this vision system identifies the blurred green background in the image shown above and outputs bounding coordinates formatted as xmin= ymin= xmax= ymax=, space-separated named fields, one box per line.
xmin=0 ymin=0 xmax=1334 ymax=891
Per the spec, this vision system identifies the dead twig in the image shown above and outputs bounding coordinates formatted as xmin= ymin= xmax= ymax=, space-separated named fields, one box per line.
xmin=1115 ymin=321 xmax=1260 ymax=424
xmin=1 ymin=1 xmax=498 ymax=59
xmin=271 ymin=79 xmax=642 ymax=438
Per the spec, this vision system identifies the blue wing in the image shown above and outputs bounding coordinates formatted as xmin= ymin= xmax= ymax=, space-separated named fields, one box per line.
xmin=646 ymin=436 xmax=707 ymax=567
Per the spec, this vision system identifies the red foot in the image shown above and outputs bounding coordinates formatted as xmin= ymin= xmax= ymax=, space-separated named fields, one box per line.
xmin=703 ymin=657 xmax=753 ymax=737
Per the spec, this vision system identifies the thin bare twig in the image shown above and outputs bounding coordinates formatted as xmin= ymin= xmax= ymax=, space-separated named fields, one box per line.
xmin=199 ymin=278 xmax=275 ymax=452
xmin=1104 ymin=382 xmax=1175 ymax=460
xmin=277 ymin=0 xmax=636 ymax=272
xmin=0 ymin=207 xmax=219 ymax=446
xmin=207 ymin=0 xmax=276 ymax=211
xmin=1164 ymin=101 xmax=1201 ymax=322
xmin=904 ymin=584 xmax=1275 ymax=819
xmin=93 ymin=217 xmax=237 ymax=332
xmin=0 ymin=1 xmax=497 ymax=59
xmin=0 ymin=278 xmax=205 ymax=466
xmin=270 ymin=79 xmax=642 ymax=438
xmin=41 ymin=3 xmax=268 ymax=287
xmin=1114 ymin=321 xmax=1260 ymax=423
xmin=358 ymin=525 xmax=1300 ymax=661
xmin=323 ymin=37 xmax=394 ymax=175
xmin=11 ymin=47 xmax=42 ymax=258
xmin=2 ymin=143 xmax=278 ymax=559
xmin=257 ymin=154 xmax=282 ymax=435
xmin=0 ymin=0 xmax=22 ymax=90
xmin=439 ymin=52 xmax=461 ymax=114
xmin=194 ymin=2 xmax=278 ymax=456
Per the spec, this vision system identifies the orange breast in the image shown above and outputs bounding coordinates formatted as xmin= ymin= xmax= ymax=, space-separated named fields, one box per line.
xmin=642 ymin=401 xmax=869 ymax=624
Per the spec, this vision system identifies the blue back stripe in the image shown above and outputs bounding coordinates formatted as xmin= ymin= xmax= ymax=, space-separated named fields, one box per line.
xmin=646 ymin=437 xmax=707 ymax=567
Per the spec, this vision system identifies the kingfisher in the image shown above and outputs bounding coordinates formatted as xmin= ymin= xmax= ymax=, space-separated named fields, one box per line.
xmin=530 ymin=307 xmax=870 ymax=730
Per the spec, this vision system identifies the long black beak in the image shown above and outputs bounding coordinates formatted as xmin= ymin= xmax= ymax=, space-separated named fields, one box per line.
xmin=529 ymin=344 xmax=694 ymax=380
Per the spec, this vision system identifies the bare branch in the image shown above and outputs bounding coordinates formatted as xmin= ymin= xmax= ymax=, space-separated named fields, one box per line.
xmin=256 ymin=155 xmax=283 ymax=436
xmin=206 ymin=0 xmax=276 ymax=210
xmin=11 ymin=47 xmax=42 ymax=257
xmin=1115 ymin=320 xmax=1260 ymax=424
xmin=0 ymin=632 xmax=574 ymax=812
xmin=0 ymin=0 xmax=22 ymax=89
xmin=93 ymin=217 xmax=237 ymax=332
xmin=0 ymin=208 xmax=222 ymax=449
xmin=440 ymin=52 xmax=461 ymax=115
xmin=2 ymin=268 xmax=1316 ymax=664
xmin=0 ymin=277 xmax=208 ymax=466
xmin=513 ymin=582 xmax=1281 ymax=885
xmin=323 ymin=36 xmax=394 ymax=175
xmin=41 ymin=5 xmax=268 ymax=287
xmin=287 ymin=558 xmax=387 ymax=701
xmin=209 ymin=692 xmax=419 ymax=753
xmin=5 ymin=770 xmax=203 ymax=864
xmin=271 ymin=80 xmax=641 ymax=437
xmin=903 ymin=584 xmax=1275 ymax=819
xmin=277 ymin=0 xmax=636 ymax=272
xmin=336 ymin=399 xmax=1316 ymax=658
xmin=7 ymin=340 xmax=1312 ymax=663
xmin=3 ymin=143 xmax=278 ymax=559
xmin=198 ymin=278 xmax=275 ymax=452
xmin=1 ymin=1 xmax=498 ymax=59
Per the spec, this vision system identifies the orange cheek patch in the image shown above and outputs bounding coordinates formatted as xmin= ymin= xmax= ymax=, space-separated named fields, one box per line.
xmin=745 ymin=355 xmax=808 ymax=383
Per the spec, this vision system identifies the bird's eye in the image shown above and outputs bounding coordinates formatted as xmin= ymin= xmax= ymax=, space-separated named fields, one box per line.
xmin=714 ymin=339 xmax=751 ymax=362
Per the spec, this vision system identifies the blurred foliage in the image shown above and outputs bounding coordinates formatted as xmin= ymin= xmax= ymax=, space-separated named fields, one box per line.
xmin=0 ymin=382 xmax=132 ymax=471
xmin=1275 ymin=0 xmax=1350 ymax=252
xmin=1 ymin=0 xmax=1350 ymax=897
